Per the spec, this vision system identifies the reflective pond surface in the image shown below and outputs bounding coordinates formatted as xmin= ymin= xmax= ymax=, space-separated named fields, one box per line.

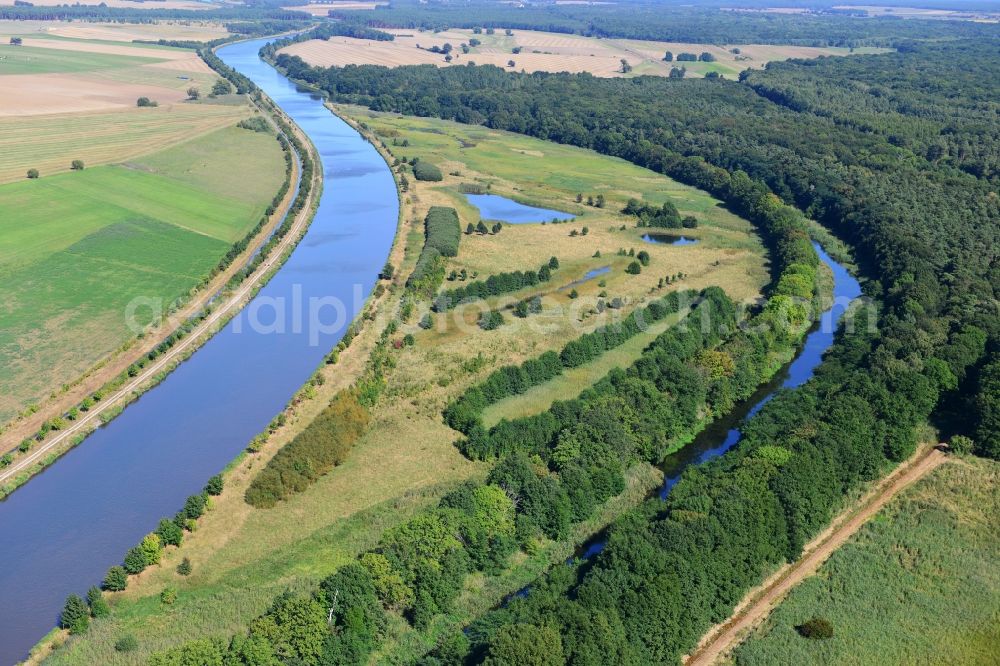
xmin=466 ymin=193 xmax=575 ymax=223
xmin=641 ymin=232 xmax=699 ymax=245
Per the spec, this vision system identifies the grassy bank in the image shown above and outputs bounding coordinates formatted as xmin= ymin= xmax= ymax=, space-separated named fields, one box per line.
xmin=732 ymin=456 xmax=999 ymax=665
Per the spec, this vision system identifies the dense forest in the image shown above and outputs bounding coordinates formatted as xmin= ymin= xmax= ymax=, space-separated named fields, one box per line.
xmin=334 ymin=0 xmax=999 ymax=46
xmin=261 ymin=37 xmax=1000 ymax=663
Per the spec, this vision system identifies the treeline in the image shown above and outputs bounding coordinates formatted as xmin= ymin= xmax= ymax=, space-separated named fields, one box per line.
xmin=743 ymin=40 xmax=1000 ymax=182
xmin=245 ymin=390 xmax=369 ymax=508
xmin=431 ymin=257 xmax=558 ymax=312
xmin=407 ymin=206 xmax=461 ymax=294
xmin=145 ymin=172 xmax=822 ymax=660
xmin=334 ymin=0 xmax=997 ymax=46
xmin=278 ymin=46 xmax=998 ymax=452
xmin=0 ymin=4 xmax=308 ymax=21
xmin=259 ymin=20 xmax=394 ymax=60
xmin=443 ymin=288 xmax=697 ymax=435
xmin=622 ymin=198 xmax=696 ymax=229
xmin=412 ymin=160 xmax=443 ymax=181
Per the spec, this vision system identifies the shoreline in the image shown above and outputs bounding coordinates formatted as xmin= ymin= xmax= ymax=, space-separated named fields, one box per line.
xmin=0 ymin=44 xmax=324 ymax=498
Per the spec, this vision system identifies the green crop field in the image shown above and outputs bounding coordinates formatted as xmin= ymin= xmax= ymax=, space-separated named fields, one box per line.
xmin=732 ymin=456 xmax=1000 ymax=665
xmin=0 ymin=44 xmax=163 ymax=75
xmin=0 ymin=126 xmax=285 ymax=422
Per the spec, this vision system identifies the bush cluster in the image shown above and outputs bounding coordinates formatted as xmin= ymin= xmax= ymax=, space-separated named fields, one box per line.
xmin=245 ymin=390 xmax=370 ymax=508
xmin=432 ymin=258 xmax=557 ymax=312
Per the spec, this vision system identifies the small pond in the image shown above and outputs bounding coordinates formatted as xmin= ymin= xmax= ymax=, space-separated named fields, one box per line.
xmin=642 ymin=232 xmax=699 ymax=246
xmin=466 ymin=194 xmax=575 ymax=223
xmin=559 ymin=265 xmax=610 ymax=291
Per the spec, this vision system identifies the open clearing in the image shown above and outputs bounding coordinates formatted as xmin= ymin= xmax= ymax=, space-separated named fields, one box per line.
xmin=0 ymin=126 xmax=286 ymax=422
xmin=46 ymin=108 xmax=768 ymax=664
xmin=279 ymin=27 xmax=890 ymax=78
xmin=727 ymin=454 xmax=999 ymax=666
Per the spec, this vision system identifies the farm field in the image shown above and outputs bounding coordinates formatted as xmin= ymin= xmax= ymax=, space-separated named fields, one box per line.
xmin=45 ymin=109 xmax=770 ymax=664
xmin=0 ymin=0 xmax=216 ymax=8
xmin=0 ymin=125 xmax=285 ymax=424
xmin=731 ymin=456 xmax=1000 ymax=666
xmin=0 ymin=19 xmax=230 ymax=43
xmin=278 ymin=27 xmax=890 ymax=78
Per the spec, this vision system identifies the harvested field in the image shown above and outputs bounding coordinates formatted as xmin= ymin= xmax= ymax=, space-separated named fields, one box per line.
xmin=280 ymin=28 xmax=890 ymax=78
xmin=0 ymin=0 xmax=214 ymax=8
xmin=0 ymin=20 xmax=230 ymax=43
xmin=0 ymin=72 xmax=192 ymax=116
xmin=284 ymin=1 xmax=385 ymax=14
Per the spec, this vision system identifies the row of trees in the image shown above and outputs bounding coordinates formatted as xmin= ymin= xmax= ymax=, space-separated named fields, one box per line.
xmin=336 ymin=0 xmax=996 ymax=47
xmin=147 ymin=107 xmax=830 ymax=657
xmin=432 ymin=257 xmax=558 ymax=312
xmin=407 ymin=206 xmax=461 ymax=295
xmin=244 ymin=390 xmax=370 ymax=508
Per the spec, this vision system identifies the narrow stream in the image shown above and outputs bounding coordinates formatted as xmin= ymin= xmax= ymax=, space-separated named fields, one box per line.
xmin=0 ymin=37 xmax=398 ymax=664
xmin=577 ymin=244 xmax=860 ymax=563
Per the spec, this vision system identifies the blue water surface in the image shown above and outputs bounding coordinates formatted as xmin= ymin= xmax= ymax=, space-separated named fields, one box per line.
xmin=0 ymin=37 xmax=398 ymax=663
xmin=466 ymin=193 xmax=574 ymax=223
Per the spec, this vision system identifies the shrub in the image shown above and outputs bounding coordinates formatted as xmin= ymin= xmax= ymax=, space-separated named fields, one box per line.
xmin=424 ymin=207 xmax=461 ymax=257
xmin=87 ymin=586 xmax=110 ymax=618
xmin=70 ymin=159 xmax=85 ymax=171
xmin=245 ymin=390 xmax=370 ymax=508
xmin=26 ymin=168 xmax=38 ymax=179
xmin=478 ymin=310 xmax=505 ymax=331
xmin=177 ymin=557 xmax=193 ymax=576
xmin=60 ymin=595 xmax=89 ymax=634
xmin=115 ymin=635 xmax=139 ymax=653
xmin=236 ymin=116 xmax=270 ymax=133
xmin=626 ymin=261 xmax=642 ymax=274
xmin=160 ymin=587 xmax=178 ymax=605
xmin=123 ymin=546 xmax=149 ymax=575
xmin=103 ymin=566 xmax=128 ymax=591
xmin=136 ymin=97 xmax=158 ymax=107
xmin=797 ymin=617 xmax=834 ymax=639
xmin=413 ymin=161 xmax=443 ymax=181
xmin=205 ymin=474 xmax=224 ymax=496
xmin=155 ymin=518 xmax=183 ymax=547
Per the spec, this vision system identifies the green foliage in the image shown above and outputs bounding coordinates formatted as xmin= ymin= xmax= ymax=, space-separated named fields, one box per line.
xmin=797 ymin=616 xmax=834 ymax=639
xmin=155 ymin=518 xmax=184 ymax=547
xmin=161 ymin=586 xmax=178 ymax=605
xmin=123 ymin=546 xmax=149 ymax=575
xmin=205 ymin=473 xmax=224 ymax=496
xmin=114 ymin=634 xmax=138 ymax=653
xmin=483 ymin=623 xmax=564 ymax=665
xmin=177 ymin=557 xmax=193 ymax=576
xmin=87 ymin=586 xmax=110 ymax=618
xmin=408 ymin=207 xmax=461 ymax=294
xmin=413 ymin=160 xmax=444 ymax=181
xmin=102 ymin=566 xmax=128 ymax=592
xmin=245 ymin=390 xmax=370 ymax=507
xmin=60 ymin=594 xmax=90 ymax=634
xmin=237 ymin=115 xmax=271 ymax=133
xmin=478 ymin=310 xmax=506 ymax=331
xmin=434 ymin=259 xmax=556 ymax=311
xmin=26 ymin=168 xmax=39 ymax=179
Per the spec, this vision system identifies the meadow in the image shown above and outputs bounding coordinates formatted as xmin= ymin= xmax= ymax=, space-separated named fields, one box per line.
xmin=278 ymin=27 xmax=890 ymax=78
xmin=732 ymin=456 xmax=1000 ymax=665
xmin=44 ymin=109 xmax=769 ymax=664
xmin=0 ymin=126 xmax=285 ymax=423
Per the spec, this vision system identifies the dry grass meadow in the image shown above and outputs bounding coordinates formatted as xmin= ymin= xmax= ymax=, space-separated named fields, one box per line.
xmin=279 ymin=27 xmax=890 ymax=78
xmin=44 ymin=107 xmax=770 ymax=664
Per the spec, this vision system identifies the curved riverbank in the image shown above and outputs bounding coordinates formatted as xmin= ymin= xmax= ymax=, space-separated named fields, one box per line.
xmin=0 ymin=36 xmax=399 ymax=664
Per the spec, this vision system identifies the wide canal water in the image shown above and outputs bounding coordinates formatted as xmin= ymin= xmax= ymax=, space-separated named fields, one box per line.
xmin=0 ymin=37 xmax=398 ymax=663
